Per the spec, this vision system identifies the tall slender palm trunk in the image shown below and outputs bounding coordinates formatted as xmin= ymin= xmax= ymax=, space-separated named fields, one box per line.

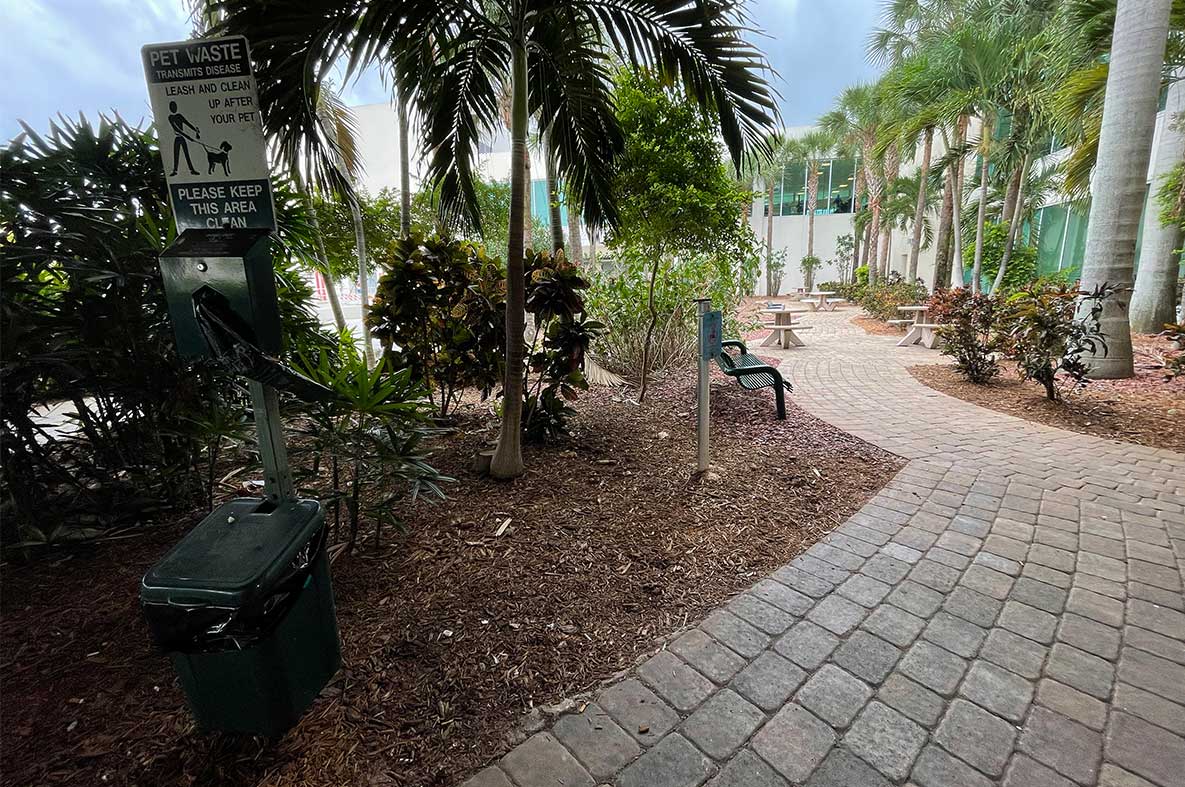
xmin=863 ymin=144 xmax=882 ymax=285
xmin=971 ymin=125 xmax=993 ymax=294
xmin=1132 ymin=69 xmax=1185 ymax=332
xmin=992 ymin=154 xmax=1030 ymax=294
xmin=397 ymin=82 xmax=412 ymax=235
xmin=949 ymin=120 xmax=968 ymax=288
xmin=934 ymin=174 xmax=954 ymax=289
xmin=350 ymin=198 xmax=375 ymax=366
xmin=296 ymin=175 xmax=347 ymax=332
xmin=1079 ymin=0 xmax=1172 ymax=377
xmin=909 ymin=127 xmax=933 ymax=282
xmin=545 ymin=151 xmax=564 ymax=252
xmin=491 ymin=43 xmax=529 ymax=479
xmin=851 ymin=168 xmax=865 ymax=280
xmin=806 ymin=165 xmax=819 ymax=258
xmin=766 ymin=179 xmax=776 ymax=295
xmin=566 ymin=199 xmax=584 ymax=264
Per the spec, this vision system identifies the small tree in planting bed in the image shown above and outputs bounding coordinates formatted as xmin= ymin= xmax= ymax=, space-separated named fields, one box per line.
xmin=928 ymin=288 xmax=1001 ymax=383
xmin=1002 ymin=283 xmax=1112 ymax=401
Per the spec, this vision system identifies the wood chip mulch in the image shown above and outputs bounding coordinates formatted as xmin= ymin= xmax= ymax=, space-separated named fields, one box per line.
xmin=1 ymin=365 xmax=902 ymax=787
xmin=852 ymin=315 xmax=906 ymax=336
xmin=909 ymin=335 xmax=1184 ymax=453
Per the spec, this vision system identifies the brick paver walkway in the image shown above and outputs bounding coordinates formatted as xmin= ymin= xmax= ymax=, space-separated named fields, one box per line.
xmin=462 ymin=311 xmax=1185 ymax=787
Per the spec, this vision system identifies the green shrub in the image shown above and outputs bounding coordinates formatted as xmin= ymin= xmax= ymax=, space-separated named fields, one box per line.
xmin=962 ymin=222 xmax=1038 ymax=292
xmin=800 ymin=255 xmax=823 ymax=292
xmin=857 ymin=272 xmax=929 ymax=321
xmin=1001 ymin=282 xmax=1112 ymax=401
xmin=367 ymin=240 xmax=599 ymax=439
xmin=585 ymin=248 xmax=757 ymax=379
xmin=1 ymin=115 xmax=331 ymax=548
xmin=928 ymin=288 xmax=1002 ymax=383
xmin=295 ymin=331 xmax=449 ymax=550
xmin=367 ymin=233 xmax=505 ymax=417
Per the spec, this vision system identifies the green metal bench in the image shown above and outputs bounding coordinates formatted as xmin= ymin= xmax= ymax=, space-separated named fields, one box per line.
xmin=714 ymin=339 xmax=793 ymax=419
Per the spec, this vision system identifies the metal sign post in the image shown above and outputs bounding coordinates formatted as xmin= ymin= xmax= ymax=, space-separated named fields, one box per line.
xmin=695 ymin=299 xmax=722 ymax=473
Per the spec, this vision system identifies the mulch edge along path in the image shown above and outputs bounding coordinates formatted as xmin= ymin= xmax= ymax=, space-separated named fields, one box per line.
xmin=1 ymin=362 xmax=903 ymax=787
xmin=909 ymin=334 xmax=1184 ymax=455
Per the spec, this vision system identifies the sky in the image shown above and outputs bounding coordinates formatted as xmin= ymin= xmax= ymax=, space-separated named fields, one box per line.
xmin=0 ymin=0 xmax=884 ymax=142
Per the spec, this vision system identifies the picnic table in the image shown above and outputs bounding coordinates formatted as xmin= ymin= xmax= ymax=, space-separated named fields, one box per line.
xmin=894 ymin=305 xmax=942 ymax=349
xmin=757 ymin=307 xmax=812 ymax=349
xmin=803 ymin=291 xmax=846 ymax=312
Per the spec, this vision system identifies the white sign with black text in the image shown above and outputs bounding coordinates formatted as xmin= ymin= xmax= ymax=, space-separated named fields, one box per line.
xmin=142 ymin=35 xmax=276 ymax=232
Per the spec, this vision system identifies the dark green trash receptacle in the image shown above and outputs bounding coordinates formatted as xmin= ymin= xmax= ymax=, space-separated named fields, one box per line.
xmin=141 ymin=498 xmax=341 ymax=738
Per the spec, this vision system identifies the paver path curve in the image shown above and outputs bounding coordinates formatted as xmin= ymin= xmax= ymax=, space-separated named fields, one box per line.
xmin=463 ymin=310 xmax=1185 ymax=787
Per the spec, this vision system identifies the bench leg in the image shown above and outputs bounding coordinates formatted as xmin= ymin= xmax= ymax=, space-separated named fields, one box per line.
xmin=759 ymin=329 xmax=779 ymax=348
xmin=774 ymin=380 xmax=786 ymax=419
xmin=786 ymin=328 xmax=806 ymax=347
xmin=921 ymin=327 xmax=943 ymax=349
xmin=897 ymin=324 xmax=921 ymax=347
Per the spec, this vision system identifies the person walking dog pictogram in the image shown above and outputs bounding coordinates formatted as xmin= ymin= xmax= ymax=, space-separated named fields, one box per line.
xmin=167 ymin=101 xmax=202 ymax=176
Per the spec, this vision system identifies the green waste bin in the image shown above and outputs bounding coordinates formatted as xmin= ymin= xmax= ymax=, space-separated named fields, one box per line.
xmin=141 ymin=498 xmax=341 ymax=738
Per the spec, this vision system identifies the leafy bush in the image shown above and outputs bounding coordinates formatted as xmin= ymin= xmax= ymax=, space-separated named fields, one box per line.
xmin=585 ymin=248 xmax=757 ymax=379
xmin=1001 ymin=283 xmax=1112 ymax=401
xmin=858 ymin=272 xmax=929 ymax=321
xmin=962 ymin=222 xmax=1038 ymax=293
xmin=367 ymin=240 xmax=599 ymax=439
xmin=800 ymin=255 xmax=823 ymax=292
xmin=928 ymin=289 xmax=1002 ymax=383
xmin=367 ymin=233 xmax=505 ymax=417
xmin=1 ymin=115 xmax=331 ymax=548
xmin=522 ymin=250 xmax=603 ymax=442
xmin=296 ymin=331 xmax=448 ymax=550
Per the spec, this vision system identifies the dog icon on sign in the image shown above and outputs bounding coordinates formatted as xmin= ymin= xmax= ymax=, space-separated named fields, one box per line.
xmin=206 ymin=141 xmax=233 ymax=176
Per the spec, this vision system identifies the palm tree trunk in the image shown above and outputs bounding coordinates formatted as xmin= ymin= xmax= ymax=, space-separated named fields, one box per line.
xmin=909 ymin=127 xmax=933 ymax=282
xmin=1132 ymin=68 xmax=1185 ymax=332
xmin=880 ymin=227 xmax=891 ymax=278
xmin=1079 ymin=0 xmax=1171 ymax=377
xmin=350 ymin=198 xmax=375 ymax=366
xmin=934 ymin=166 xmax=954 ymax=289
xmin=1001 ymin=165 xmax=1023 ymax=228
xmin=971 ymin=125 xmax=993 ymax=294
xmin=397 ymin=81 xmax=412 ymax=235
xmin=566 ymin=199 xmax=584 ymax=264
xmin=545 ymin=150 xmax=564 ymax=252
xmin=522 ymin=142 xmax=533 ymax=249
xmin=851 ymin=168 xmax=865 ymax=279
xmin=864 ymin=148 xmax=882 ymax=285
xmin=950 ymin=120 xmax=968 ymax=288
xmin=491 ymin=41 xmax=530 ymax=479
xmin=639 ymin=250 xmax=662 ymax=402
xmin=296 ymin=177 xmax=347 ymax=332
xmin=806 ymin=166 xmax=819 ymax=258
xmin=992 ymin=153 xmax=1030 ymax=295
xmin=766 ymin=179 xmax=776 ymax=295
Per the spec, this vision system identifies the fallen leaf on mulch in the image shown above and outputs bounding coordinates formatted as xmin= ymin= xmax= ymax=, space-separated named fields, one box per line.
xmin=1 ymin=364 xmax=902 ymax=787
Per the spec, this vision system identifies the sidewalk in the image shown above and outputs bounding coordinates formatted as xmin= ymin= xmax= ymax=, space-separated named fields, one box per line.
xmin=463 ymin=310 xmax=1185 ymax=787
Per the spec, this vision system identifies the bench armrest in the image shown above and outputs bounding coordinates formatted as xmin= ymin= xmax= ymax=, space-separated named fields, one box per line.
xmin=721 ymin=339 xmax=748 ymax=354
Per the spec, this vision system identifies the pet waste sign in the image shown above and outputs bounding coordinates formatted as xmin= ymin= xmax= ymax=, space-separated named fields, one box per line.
xmin=142 ymin=36 xmax=276 ymax=232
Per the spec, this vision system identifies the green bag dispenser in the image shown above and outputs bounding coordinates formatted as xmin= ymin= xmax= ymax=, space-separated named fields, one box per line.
xmin=143 ymin=228 xmax=340 ymax=737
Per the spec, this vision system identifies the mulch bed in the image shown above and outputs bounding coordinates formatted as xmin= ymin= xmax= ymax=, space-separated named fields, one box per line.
xmin=1 ymin=364 xmax=902 ymax=787
xmin=909 ymin=335 xmax=1184 ymax=453
xmin=851 ymin=315 xmax=906 ymax=336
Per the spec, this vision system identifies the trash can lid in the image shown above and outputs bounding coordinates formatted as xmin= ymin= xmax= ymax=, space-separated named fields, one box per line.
xmin=142 ymin=497 xmax=324 ymax=609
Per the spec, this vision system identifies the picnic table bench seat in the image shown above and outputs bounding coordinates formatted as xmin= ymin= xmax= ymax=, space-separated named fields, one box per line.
xmin=714 ymin=340 xmax=793 ymax=419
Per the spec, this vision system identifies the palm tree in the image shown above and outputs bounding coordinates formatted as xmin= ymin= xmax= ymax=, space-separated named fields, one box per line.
xmin=792 ymin=130 xmax=837 ymax=260
xmin=1079 ymin=0 xmax=1173 ymax=377
xmin=397 ymin=82 xmax=412 ymax=235
xmin=210 ymin=0 xmax=778 ymax=478
xmin=1131 ymin=72 xmax=1185 ymax=332
xmin=756 ymin=134 xmax=792 ymax=295
xmin=316 ymin=85 xmax=376 ymax=366
xmin=822 ymin=85 xmax=885 ymax=284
